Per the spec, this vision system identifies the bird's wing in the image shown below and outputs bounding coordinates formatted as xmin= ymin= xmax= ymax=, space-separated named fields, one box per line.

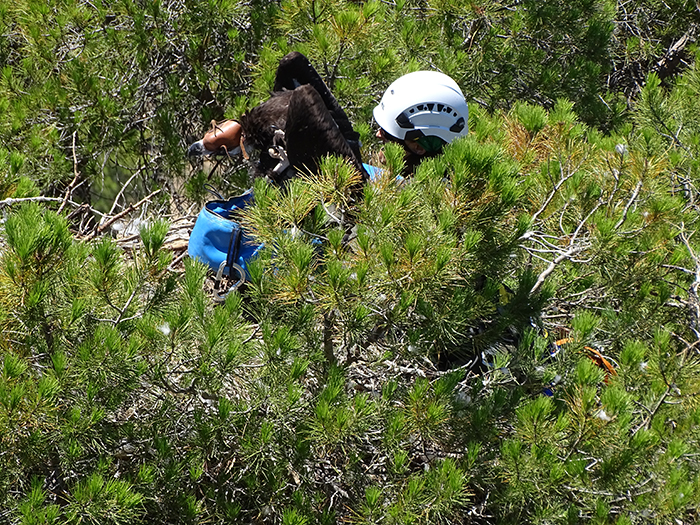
xmin=285 ymin=84 xmax=368 ymax=180
xmin=274 ymin=52 xmax=362 ymax=158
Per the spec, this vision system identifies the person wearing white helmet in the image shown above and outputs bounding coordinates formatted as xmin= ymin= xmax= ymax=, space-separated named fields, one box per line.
xmin=373 ymin=70 xmax=468 ymax=173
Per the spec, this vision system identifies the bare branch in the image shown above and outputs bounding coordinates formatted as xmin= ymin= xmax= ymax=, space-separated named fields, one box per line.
xmin=91 ymin=188 xmax=162 ymax=239
xmin=529 ymin=164 xmax=578 ymax=225
xmin=614 ymin=180 xmax=643 ymax=230
xmin=530 ymin=202 xmax=601 ymax=295
xmin=108 ymin=166 xmax=146 ymax=215
xmin=0 ymin=196 xmax=105 ymax=217
xmin=58 ymin=131 xmax=82 ymax=215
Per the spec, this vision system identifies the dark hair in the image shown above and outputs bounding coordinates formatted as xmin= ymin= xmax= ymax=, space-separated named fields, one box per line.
xmin=378 ymin=127 xmax=403 ymax=144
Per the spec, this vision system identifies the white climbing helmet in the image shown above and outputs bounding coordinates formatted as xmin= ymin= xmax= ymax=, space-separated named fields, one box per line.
xmin=373 ymin=70 xmax=468 ymax=149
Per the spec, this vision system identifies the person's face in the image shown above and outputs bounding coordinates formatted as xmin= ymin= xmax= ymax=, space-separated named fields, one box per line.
xmin=376 ymin=128 xmax=426 ymax=156
xmin=376 ymin=127 xmax=394 ymax=143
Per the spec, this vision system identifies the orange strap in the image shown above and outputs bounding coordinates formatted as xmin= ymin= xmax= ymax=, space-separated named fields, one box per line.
xmin=554 ymin=338 xmax=617 ymax=377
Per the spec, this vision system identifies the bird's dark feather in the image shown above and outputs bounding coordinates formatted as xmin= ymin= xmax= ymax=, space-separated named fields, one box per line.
xmin=238 ymin=52 xmax=367 ymax=184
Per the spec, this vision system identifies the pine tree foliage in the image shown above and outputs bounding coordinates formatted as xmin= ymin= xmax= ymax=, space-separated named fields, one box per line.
xmin=2 ymin=0 xmax=697 ymax=207
xmin=2 ymin=1 xmax=700 ymax=524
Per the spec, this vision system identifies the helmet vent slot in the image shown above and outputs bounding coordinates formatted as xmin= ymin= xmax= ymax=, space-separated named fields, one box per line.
xmin=449 ymin=117 xmax=465 ymax=133
xmin=395 ymin=112 xmax=415 ymax=129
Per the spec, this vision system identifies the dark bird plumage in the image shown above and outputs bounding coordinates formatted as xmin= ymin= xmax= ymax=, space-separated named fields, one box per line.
xmin=190 ymin=52 xmax=368 ymax=185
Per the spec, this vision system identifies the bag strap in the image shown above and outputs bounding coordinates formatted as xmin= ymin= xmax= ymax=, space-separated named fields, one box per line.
xmin=213 ymin=227 xmax=245 ymax=304
xmin=203 ymin=184 xmax=225 ymax=200
xmin=226 ymin=226 xmax=242 ymax=271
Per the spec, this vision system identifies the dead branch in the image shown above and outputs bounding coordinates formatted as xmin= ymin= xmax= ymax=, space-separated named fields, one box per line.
xmin=614 ymin=180 xmax=643 ymax=230
xmin=108 ymin=166 xmax=146 ymax=215
xmin=679 ymin=229 xmax=700 ymax=341
xmin=91 ymin=188 xmax=162 ymax=239
xmin=0 ymin=196 xmax=105 ymax=217
xmin=58 ymin=131 xmax=82 ymax=215
xmin=530 ymin=202 xmax=601 ymax=296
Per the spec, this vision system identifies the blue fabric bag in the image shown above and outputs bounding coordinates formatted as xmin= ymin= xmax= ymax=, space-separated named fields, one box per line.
xmin=188 ymin=190 xmax=263 ymax=297
xmin=363 ymin=163 xmax=383 ymax=181
xmin=363 ymin=162 xmax=404 ymax=183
